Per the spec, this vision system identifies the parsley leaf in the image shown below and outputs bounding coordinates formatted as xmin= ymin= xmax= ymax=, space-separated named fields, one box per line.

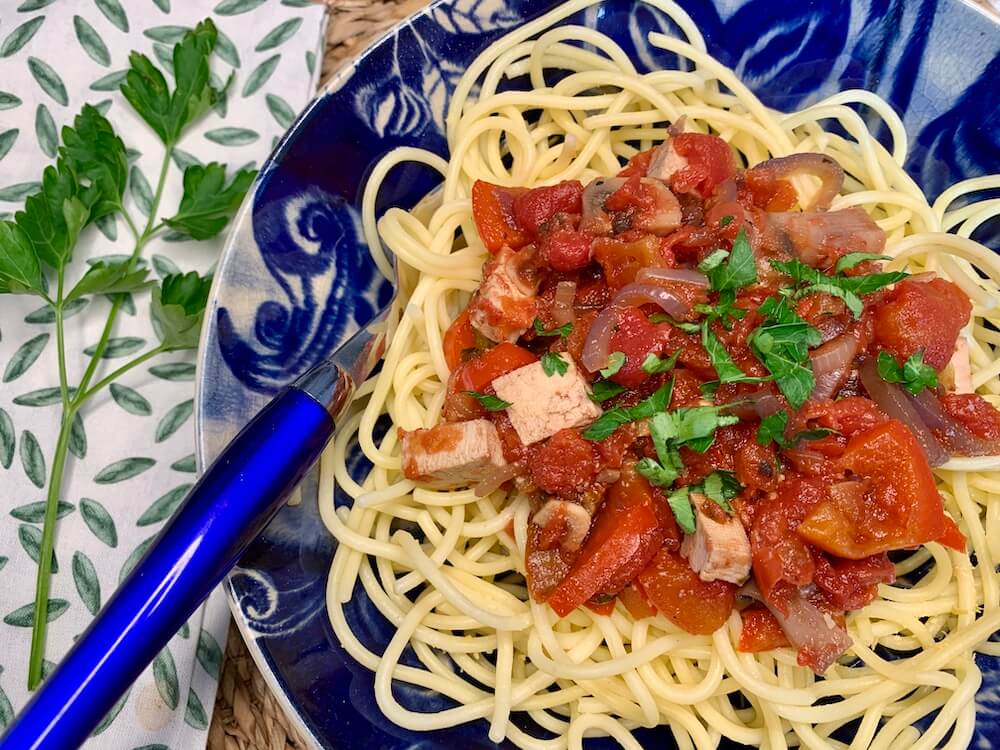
xmin=701 ymin=323 xmax=745 ymax=383
xmin=748 ymin=296 xmax=821 ymax=409
xmin=151 ymin=271 xmax=212 ymax=351
xmin=59 ymin=104 xmax=128 ymax=222
xmin=757 ymin=411 xmax=789 ymax=446
xmin=541 ymin=351 xmax=569 ymax=377
xmin=66 ymin=260 xmax=152 ymax=303
xmin=835 ymin=252 xmax=892 ymax=274
xmin=877 ymin=349 xmax=938 ymax=395
xmin=756 ymin=409 xmax=833 ymax=447
xmin=533 ymin=318 xmax=573 ymax=338
xmin=703 ymin=228 xmax=756 ymax=292
xmin=0 ymin=221 xmax=44 ymax=295
xmin=666 ymin=487 xmax=696 ymax=534
xmin=637 ymin=457 xmax=679 ymax=491
xmin=464 ymin=390 xmax=511 ymax=411
xmin=695 ymin=289 xmax=748 ymax=330
xmin=589 ymin=379 xmax=627 ymax=403
xmin=642 ymin=349 xmax=681 ymax=375
xmin=698 ymin=249 xmax=729 ymax=274
xmin=16 ymin=160 xmax=89 ymax=271
xmin=600 ymin=351 xmax=626 ymax=378
xmin=121 ymin=20 xmax=223 ymax=146
xmin=163 ymin=163 xmax=256 ymax=240
xmin=719 ymin=214 xmax=734 ymax=227
xmin=583 ymin=380 xmax=673 ymax=441
xmin=701 ymin=470 xmax=741 ymax=513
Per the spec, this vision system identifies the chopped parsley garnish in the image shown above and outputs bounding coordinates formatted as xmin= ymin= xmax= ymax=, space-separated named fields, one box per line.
xmin=701 ymin=470 xmax=742 ymax=513
xmin=635 ymin=405 xmax=740 ymax=498
xmin=877 ymin=349 xmax=938 ymax=395
xmin=599 ymin=351 xmax=626 ymax=378
xmin=642 ymin=349 xmax=681 ymax=375
xmin=770 ymin=257 xmax=907 ymax=319
xmin=540 ymin=351 xmax=569 ymax=377
xmin=695 ymin=290 xmax=748 ymax=330
xmin=702 ymin=228 xmax=757 ymax=293
xmin=756 ymin=411 xmax=789 ymax=446
xmin=665 ymin=486 xmax=697 ymax=534
xmin=660 ymin=470 xmax=742 ymax=534
xmin=756 ymin=409 xmax=834 ymax=448
xmin=533 ymin=318 xmax=573 ymax=338
xmin=748 ymin=296 xmax=822 ymax=409
xmin=718 ymin=214 xmax=734 ymax=227
xmin=464 ymin=390 xmax=511 ymax=412
xmin=583 ymin=380 xmax=673 ymax=441
xmin=701 ymin=322 xmax=771 ymax=385
xmin=589 ymin=379 xmax=627 ymax=403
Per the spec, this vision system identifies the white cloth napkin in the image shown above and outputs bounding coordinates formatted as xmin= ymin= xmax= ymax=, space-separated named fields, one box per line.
xmin=0 ymin=1 xmax=326 ymax=747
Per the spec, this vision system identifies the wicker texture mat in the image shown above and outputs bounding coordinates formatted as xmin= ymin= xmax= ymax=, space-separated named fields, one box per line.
xmin=207 ymin=5 xmax=427 ymax=748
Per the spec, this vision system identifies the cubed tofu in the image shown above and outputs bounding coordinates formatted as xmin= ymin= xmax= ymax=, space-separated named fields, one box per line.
xmin=647 ymin=140 xmax=688 ymax=183
xmin=681 ymin=493 xmax=752 ymax=585
xmin=401 ymin=419 xmax=507 ymax=486
xmin=492 ymin=360 xmax=602 ymax=445
xmin=942 ymin=335 xmax=973 ymax=394
xmin=468 ymin=246 xmax=539 ymax=343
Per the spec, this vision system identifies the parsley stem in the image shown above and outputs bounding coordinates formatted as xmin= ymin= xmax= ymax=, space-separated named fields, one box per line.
xmin=54 ymin=269 xmax=71 ymax=414
xmin=26 ymin=146 xmax=175 ymax=689
xmin=26 ymin=404 xmax=75 ymax=690
xmin=76 ymin=346 xmax=167 ymax=404
xmin=121 ymin=209 xmax=142 ymax=244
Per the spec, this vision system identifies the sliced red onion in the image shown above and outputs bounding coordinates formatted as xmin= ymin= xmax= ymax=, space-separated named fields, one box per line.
xmin=858 ymin=358 xmax=948 ymax=466
xmin=581 ymin=305 xmax=619 ymax=373
xmin=473 ymin=462 xmax=519 ymax=497
xmin=582 ymin=284 xmax=692 ymax=372
xmin=739 ymin=582 xmax=852 ymax=674
xmin=907 ymin=388 xmax=1000 ymax=457
xmin=747 ymin=153 xmax=844 ymax=211
xmin=552 ymin=280 xmax=577 ymax=326
xmin=723 ymin=389 xmax=784 ymax=420
xmin=768 ymin=208 xmax=885 ymax=269
xmin=636 ymin=267 xmax=710 ymax=288
xmin=613 ymin=283 xmax=691 ymax=318
xmin=809 ymin=334 xmax=858 ymax=402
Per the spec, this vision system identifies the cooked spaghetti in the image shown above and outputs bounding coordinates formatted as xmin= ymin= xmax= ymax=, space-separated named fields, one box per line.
xmin=318 ymin=2 xmax=1000 ymax=748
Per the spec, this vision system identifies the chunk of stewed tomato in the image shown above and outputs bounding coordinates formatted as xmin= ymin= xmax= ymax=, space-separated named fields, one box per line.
xmin=873 ymin=279 xmax=971 ymax=370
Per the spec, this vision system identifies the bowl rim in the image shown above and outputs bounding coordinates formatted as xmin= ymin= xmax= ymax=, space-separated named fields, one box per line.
xmin=193 ymin=1 xmax=1000 ymax=747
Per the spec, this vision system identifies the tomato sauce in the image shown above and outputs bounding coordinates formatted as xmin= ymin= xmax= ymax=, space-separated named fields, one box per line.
xmin=440 ymin=133 xmax=992 ymax=670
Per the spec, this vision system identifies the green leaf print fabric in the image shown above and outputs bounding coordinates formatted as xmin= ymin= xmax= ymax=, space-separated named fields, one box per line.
xmin=0 ymin=1 xmax=326 ymax=746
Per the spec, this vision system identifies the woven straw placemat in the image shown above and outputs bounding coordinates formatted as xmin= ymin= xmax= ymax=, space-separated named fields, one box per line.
xmin=206 ymin=3 xmax=427 ymax=748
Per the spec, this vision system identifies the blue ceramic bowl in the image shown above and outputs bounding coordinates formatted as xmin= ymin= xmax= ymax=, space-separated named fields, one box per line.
xmin=195 ymin=1 xmax=1000 ymax=747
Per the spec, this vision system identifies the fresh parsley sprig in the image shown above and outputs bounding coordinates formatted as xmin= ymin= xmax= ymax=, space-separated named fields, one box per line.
xmin=876 ymin=349 xmax=938 ymax=395
xmin=0 ymin=21 xmax=257 ymax=691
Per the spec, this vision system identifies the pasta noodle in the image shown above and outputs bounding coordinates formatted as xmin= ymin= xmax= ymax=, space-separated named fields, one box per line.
xmin=320 ymin=1 xmax=1000 ymax=746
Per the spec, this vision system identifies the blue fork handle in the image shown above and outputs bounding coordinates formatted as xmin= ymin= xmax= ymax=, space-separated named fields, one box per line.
xmin=0 ymin=383 xmax=338 ymax=750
